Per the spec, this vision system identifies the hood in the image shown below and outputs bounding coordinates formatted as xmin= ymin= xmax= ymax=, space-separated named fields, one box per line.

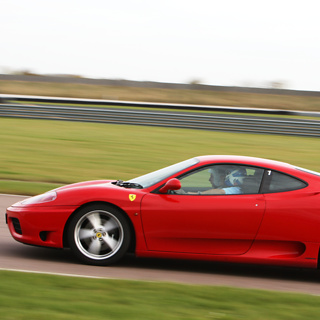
xmin=54 ymin=180 xmax=114 ymax=192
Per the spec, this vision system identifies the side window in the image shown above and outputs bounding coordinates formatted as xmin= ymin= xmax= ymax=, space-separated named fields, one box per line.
xmin=177 ymin=164 xmax=264 ymax=195
xmin=179 ymin=167 xmax=212 ymax=192
xmin=265 ymin=171 xmax=307 ymax=193
xmin=241 ymin=167 xmax=264 ymax=194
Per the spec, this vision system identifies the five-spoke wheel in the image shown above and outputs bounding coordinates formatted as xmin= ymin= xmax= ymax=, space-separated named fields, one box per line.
xmin=68 ymin=204 xmax=130 ymax=265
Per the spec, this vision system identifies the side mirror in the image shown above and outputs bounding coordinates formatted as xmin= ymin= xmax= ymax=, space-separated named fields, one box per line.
xmin=159 ymin=178 xmax=181 ymax=194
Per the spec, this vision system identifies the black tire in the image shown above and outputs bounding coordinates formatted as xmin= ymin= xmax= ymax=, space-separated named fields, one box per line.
xmin=68 ymin=204 xmax=131 ymax=266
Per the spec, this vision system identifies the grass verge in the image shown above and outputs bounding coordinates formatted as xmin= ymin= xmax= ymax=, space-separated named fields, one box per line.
xmin=1 ymin=79 xmax=320 ymax=111
xmin=0 ymin=270 xmax=320 ymax=320
xmin=0 ymin=117 xmax=319 ymax=195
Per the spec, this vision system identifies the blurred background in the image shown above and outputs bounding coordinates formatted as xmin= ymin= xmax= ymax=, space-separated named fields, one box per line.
xmin=0 ymin=0 xmax=319 ymax=195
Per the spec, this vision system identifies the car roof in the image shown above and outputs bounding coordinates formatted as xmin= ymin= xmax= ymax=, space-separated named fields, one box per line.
xmin=196 ymin=155 xmax=294 ymax=170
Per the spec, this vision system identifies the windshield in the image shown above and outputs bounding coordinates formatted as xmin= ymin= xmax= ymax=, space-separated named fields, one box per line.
xmin=129 ymin=158 xmax=199 ymax=188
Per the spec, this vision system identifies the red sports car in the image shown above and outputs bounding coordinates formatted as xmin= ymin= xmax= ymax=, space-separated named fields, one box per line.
xmin=6 ymin=155 xmax=320 ymax=268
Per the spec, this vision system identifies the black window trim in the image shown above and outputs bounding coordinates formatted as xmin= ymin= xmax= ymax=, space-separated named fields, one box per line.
xmin=152 ymin=163 xmax=309 ymax=195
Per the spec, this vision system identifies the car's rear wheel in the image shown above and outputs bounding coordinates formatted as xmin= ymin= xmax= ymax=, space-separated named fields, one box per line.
xmin=68 ymin=204 xmax=131 ymax=265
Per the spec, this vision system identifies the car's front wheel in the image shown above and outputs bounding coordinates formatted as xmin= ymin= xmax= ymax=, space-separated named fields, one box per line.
xmin=68 ymin=204 xmax=131 ymax=265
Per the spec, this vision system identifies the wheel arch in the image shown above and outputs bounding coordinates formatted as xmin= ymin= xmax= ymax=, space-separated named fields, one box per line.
xmin=62 ymin=201 xmax=136 ymax=253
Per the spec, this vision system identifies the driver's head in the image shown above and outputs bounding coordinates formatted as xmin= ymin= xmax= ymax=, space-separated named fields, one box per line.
xmin=225 ymin=168 xmax=246 ymax=187
xmin=208 ymin=167 xmax=227 ymax=188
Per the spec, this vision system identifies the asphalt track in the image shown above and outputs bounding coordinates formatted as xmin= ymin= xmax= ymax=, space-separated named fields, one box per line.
xmin=2 ymin=194 xmax=320 ymax=295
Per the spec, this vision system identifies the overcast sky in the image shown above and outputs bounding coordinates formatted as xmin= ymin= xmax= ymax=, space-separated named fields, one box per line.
xmin=1 ymin=0 xmax=320 ymax=91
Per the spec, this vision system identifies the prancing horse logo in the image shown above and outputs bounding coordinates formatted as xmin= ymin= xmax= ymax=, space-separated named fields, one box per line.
xmin=129 ymin=194 xmax=136 ymax=201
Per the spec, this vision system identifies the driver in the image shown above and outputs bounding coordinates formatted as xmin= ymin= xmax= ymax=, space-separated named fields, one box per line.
xmin=201 ymin=167 xmax=246 ymax=195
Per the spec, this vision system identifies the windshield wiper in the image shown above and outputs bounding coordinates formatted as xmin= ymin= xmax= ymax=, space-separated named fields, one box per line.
xmin=112 ymin=180 xmax=143 ymax=189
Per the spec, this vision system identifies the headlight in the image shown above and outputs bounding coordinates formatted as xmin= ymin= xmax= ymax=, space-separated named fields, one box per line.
xmin=21 ymin=191 xmax=57 ymax=205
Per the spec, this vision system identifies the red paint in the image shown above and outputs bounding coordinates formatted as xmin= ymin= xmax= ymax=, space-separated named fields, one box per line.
xmin=6 ymin=155 xmax=320 ymax=268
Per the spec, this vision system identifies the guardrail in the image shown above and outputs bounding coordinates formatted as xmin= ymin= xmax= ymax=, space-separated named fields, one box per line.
xmin=1 ymin=101 xmax=319 ymax=137
xmin=1 ymin=94 xmax=320 ymax=117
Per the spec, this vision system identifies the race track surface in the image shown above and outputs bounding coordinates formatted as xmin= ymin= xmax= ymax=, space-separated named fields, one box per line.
xmin=2 ymin=194 xmax=320 ymax=295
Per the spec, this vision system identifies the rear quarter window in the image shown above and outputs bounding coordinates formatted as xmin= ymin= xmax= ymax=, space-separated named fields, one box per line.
xmin=267 ymin=171 xmax=307 ymax=193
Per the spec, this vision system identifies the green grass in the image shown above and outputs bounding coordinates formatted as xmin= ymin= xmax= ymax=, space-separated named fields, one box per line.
xmin=0 ymin=270 xmax=320 ymax=320
xmin=0 ymin=117 xmax=319 ymax=195
xmin=1 ymin=117 xmax=320 ymax=319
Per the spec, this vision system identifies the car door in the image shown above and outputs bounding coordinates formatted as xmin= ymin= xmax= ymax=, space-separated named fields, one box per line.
xmin=140 ymin=165 xmax=266 ymax=255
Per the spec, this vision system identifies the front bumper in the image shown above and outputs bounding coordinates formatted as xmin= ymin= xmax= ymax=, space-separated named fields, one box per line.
xmin=6 ymin=205 xmax=77 ymax=248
